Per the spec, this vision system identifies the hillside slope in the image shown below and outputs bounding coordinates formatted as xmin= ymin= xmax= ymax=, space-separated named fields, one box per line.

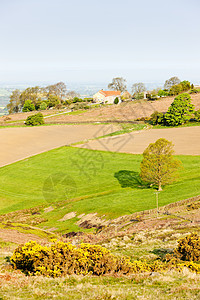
xmin=1 ymin=93 xmax=200 ymax=124
xmin=46 ymin=93 xmax=200 ymax=123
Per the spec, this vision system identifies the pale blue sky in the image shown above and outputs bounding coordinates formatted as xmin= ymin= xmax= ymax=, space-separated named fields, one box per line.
xmin=0 ymin=0 xmax=200 ymax=84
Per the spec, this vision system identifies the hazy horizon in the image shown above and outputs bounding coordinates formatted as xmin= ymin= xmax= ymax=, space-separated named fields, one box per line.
xmin=0 ymin=0 xmax=200 ymax=84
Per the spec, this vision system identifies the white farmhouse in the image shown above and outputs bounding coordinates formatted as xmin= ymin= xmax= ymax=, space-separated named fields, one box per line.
xmin=93 ymin=90 xmax=121 ymax=104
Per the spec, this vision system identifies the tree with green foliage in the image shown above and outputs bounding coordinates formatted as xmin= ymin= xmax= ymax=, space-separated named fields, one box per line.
xmin=180 ymin=80 xmax=191 ymax=91
xmin=150 ymin=111 xmax=164 ymax=125
xmin=47 ymin=95 xmax=60 ymax=108
xmin=164 ymin=93 xmax=194 ymax=126
xmin=20 ymin=86 xmax=42 ymax=106
xmin=25 ymin=113 xmax=44 ymax=126
xmin=168 ymin=81 xmax=191 ymax=96
xmin=108 ymin=77 xmax=127 ymax=92
xmin=194 ymin=109 xmax=200 ymax=122
xmin=39 ymin=102 xmax=47 ymax=110
xmin=158 ymin=89 xmax=169 ymax=97
xmin=114 ymin=97 xmax=119 ymax=104
xmin=140 ymin=138 xmax=181 ymax=191
xmin=22 ymin=100 xmax=35 ymax=112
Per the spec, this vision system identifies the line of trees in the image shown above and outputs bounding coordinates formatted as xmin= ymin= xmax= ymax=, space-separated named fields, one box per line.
xmin=107 ymin=76 xmax=199 ymax=101
xmin=6 ymin=82 xmax=94 ymax=114
xmin=7 ymin=76 xmax=199 ymax=114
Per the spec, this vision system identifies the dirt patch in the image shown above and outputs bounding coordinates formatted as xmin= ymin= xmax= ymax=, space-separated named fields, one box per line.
xmin=44 ymin=206 xmax=54 ymax=213
xmin=76 ymin=213 xmax=109 ymax=229
xmin=0 ymin=228 xmax=47 ymax=244
xmin=0 ymin=124 xmax=119 ymax=167
xmin=58 ymin=212 xmax=76 ymax=222
xmin=76 ymin=126 xmax=200 ymax=155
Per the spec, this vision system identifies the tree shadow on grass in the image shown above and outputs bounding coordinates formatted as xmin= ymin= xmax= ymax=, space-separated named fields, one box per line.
xmin=114 ymin=170 xmax=149 ymax=189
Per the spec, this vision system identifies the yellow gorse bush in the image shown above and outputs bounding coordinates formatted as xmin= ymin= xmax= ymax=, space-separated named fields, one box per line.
xmin=174 ymin=233 xmax=200 ymax=262
xmin=10 ymin=235 xmax=200 ymax=277
xmin=10 ymin=241 xmax=136 ymax=277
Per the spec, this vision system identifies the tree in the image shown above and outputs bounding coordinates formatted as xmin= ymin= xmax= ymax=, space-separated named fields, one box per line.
xmin=194 ymin=109 xmax=200 ymax=122
xmin=180 ymin=80 xmax=191 ymax=91
xmin=7 ymin=89 xmax=21 ymax=113
xmin=20 ymin=86 xmax=42 ymax=106
xmin=47 ymin=95 xmax=60 ymax=108
xmin=164 ymin=93 xmax=194 ymax=126
xmin=158 ymin=89 xmax=169 ymax=97
xmin=39 ymin=102 xmax=47 ymax=110
xmin=168 ymin=83 xmax=183 ymax=96
xmin=132 ymin=82 xmax=146 ymax=95
xmin=140 ymin=138 xmax=181 ymax=191
xmin=164 ymin=76 xmax=181 ymax=90
xmin=25 ymin=113 xmax=44 ymax=126
xmin=22 ymin=100 xmax=35 ymax=112
xmin=150 ymin=111 xmax=164 ymax=125
xmin=114 ymin=97 xmax=119 ymax=104
xmin=46 ymin=82 xmax=67 ymax=101
xmin=66 ymin=91 xmax=80 ymax=99
xmin=108 ymin=77 xmax=127 ymax=92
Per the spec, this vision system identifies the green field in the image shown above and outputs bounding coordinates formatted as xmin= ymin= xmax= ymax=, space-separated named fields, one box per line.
xmin=0 ymin=147 xmax=199 ymax=232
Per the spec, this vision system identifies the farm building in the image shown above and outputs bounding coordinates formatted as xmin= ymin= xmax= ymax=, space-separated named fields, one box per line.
xmin=93 ymin=90 xmax=121 ymax=104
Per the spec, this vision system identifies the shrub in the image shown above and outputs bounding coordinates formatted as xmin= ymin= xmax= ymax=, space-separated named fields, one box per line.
xmin=173 ymin=233 xmax=200 ymax=262
xmin=73 ymin=103 xmax=90 ymax=110
xmin=10 ymin=241 xmax=134 ymax=277
xmin=150 ymin=111 xmax=164 ymax=125
xmin=39 ymin=102 xmax=47 ymax=110
xmin=158 ymin=89 xmax=169 ymax=97
xmin=164 ymin=93 xmax=194 ymax=126
xmin=25 ymin=113 xmax=44 ymax=126
xmin=189 ymin=89 xmax=199 ymax=94
xmin=134 ymin=93 xmax=144 ymax=100
xmin=10 ymin=239 xmax=200 ymax=277
xmin=22 ymin=100 xmax=35 ymax=112
xmin=195 ymin=110 xmax=200 ymax=122
xmin=114 ymin=97 xmax=119 ymax=104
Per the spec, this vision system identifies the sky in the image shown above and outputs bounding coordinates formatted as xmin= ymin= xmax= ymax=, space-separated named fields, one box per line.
xmin=0 ymin=0 xmax=200 ymax=85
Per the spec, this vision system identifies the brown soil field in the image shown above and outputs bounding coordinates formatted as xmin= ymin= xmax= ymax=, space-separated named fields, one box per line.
xmin=45 ymin=93 xmax=200 ymax=123
xmin=0 ymin=124 xmax=119 ymax=167
xmin=76 ymin=126 xmax=200 ymax=155
xmin=0 ymin=109 xmax=62 ymax=123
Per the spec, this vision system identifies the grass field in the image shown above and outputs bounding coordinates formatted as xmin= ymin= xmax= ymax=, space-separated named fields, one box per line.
xmin=0 ymin=147 xmax=199 ymax=232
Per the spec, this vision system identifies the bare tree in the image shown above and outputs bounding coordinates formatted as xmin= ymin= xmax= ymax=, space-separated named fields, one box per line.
xmin=108 ymin=77 xmax=127 ymax=92
xmin=132 ymin=82 xmax=146 ymax=95
xmin=66 ymin=91 xmax=80 ymax=99
xmin=46 ymin=82 xmax=67 ymax=101
xmin=7 ymin=89 xmax=21 ymax=113
xmin=164 ymin=77 xmax=181 ymax=90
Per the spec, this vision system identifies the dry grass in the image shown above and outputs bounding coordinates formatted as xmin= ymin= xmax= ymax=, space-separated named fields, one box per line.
xmin=0 ymin=269 xmax=199 ymax=299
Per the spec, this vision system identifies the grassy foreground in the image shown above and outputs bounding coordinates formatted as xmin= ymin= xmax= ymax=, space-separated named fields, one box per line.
xmin=0 ymin=226 xmax=200 ymax=300
xmin=0 ymin=147 xmax=199 ymax=232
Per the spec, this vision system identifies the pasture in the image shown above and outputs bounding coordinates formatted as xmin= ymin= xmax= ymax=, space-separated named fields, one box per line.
xmin=0 ymin=147 xmax=199 ymax=232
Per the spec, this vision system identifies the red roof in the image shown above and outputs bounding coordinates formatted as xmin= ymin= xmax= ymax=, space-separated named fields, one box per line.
xmin=99 ymin=90 xmax=121 ymax=97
